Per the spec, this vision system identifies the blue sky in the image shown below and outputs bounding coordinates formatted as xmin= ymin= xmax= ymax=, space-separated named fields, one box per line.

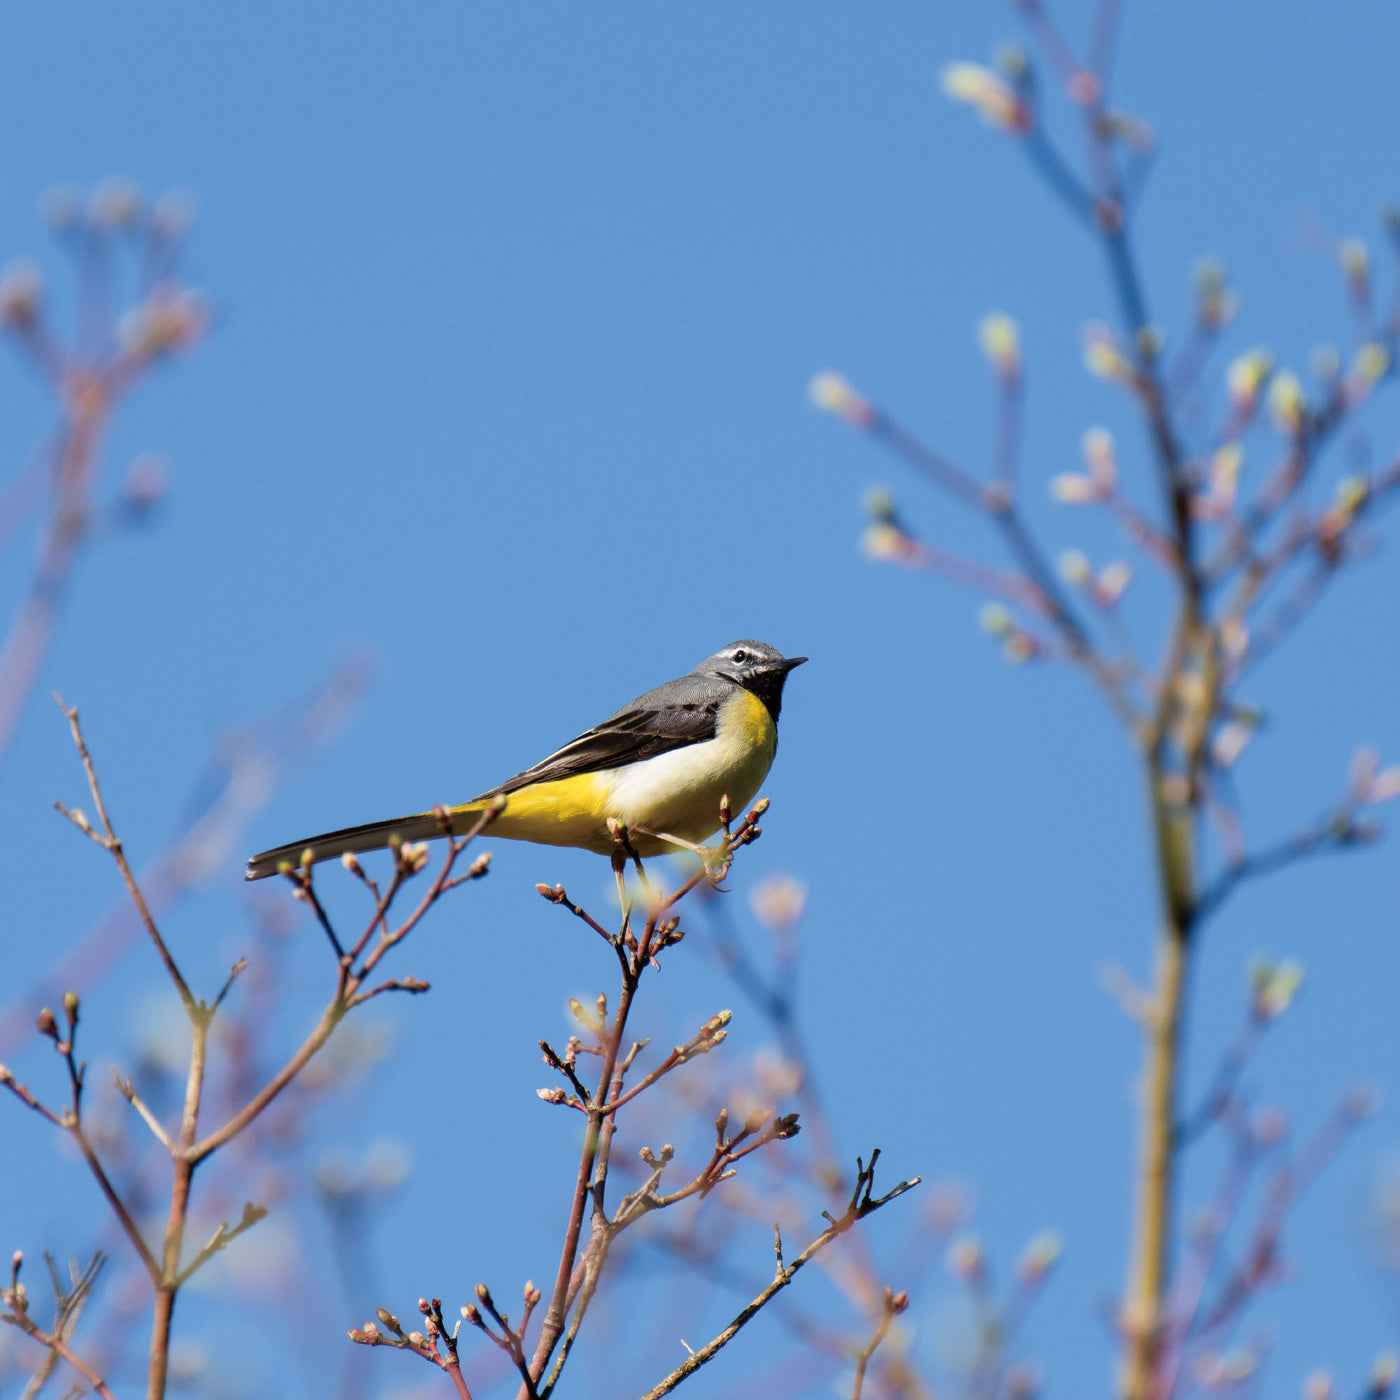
xmin=1 ymin=3 xmax=1399 ymax=1396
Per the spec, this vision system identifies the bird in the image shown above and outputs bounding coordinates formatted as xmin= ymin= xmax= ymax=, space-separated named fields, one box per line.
xmin=245 ymin=639 xmax=806 ymax=881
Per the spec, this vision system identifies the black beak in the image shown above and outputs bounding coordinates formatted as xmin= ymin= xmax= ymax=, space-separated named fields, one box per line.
xmin=778 ymin=656 xmax=808 ymax=672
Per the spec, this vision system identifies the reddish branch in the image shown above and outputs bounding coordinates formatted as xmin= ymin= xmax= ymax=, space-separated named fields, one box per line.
xmin=2 ymin=700 xmax=492 ymax=1400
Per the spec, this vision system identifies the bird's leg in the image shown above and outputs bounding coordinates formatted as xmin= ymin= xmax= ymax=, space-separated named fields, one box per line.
xmin=630 ymin=854 xmax=655 ymax=903
xmin=611 ymin=851 xmax=631 ymax=938
xmin=631 ymin=825 xmax=726 ymax=885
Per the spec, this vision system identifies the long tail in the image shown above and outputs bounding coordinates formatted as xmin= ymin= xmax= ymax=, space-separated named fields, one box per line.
xmin=245 ymin=806 xmax=484 ymax=881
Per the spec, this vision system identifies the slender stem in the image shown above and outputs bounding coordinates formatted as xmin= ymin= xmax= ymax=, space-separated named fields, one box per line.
xmin=72 ymin=1123 xmax=160 ymax=1282
xmin=2 ymin=1313 xmax=118 ymax=1400
xmin=635 ymin=1197 xmax=889 ymax=1400
xmin=527 ymin=968 xmax=640 ymax=1389
xmin=1120 ymin=740 xmax=1197 ymax=1399
xmin=187 ymin=998 xmax=346 ymax=1163
xmin=57 ymin=699 xmax=196 ymax=1012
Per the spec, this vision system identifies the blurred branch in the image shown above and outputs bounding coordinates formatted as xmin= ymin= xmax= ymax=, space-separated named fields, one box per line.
xmin=1 ymin=1250 xmax=115 ymax=1400
xmin=0 ymin=654 xmax=371 ymax=1056
xmin=636 ymin=1154 xmax=919 ymax=1400
xmin=0 ymin=189 xmax=205 ymax=770
xmin=9 ymin=699 xmax=489 ymax=1400
xmin=851 ymin=1286 xmax=909 ymax=1400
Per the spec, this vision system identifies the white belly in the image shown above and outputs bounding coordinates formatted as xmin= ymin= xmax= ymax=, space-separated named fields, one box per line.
xmin=603 ymin=689 xmax=777 ymax=849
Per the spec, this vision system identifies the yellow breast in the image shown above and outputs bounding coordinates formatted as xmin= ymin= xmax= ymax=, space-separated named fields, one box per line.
xmin=477 ymin=687 xmax=778 ymax=856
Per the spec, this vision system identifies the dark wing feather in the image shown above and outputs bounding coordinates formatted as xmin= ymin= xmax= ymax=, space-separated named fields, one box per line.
xmin=475 ymin=699 xmax=721 ymax=800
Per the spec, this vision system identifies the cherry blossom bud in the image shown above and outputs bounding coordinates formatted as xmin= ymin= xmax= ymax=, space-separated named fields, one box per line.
xmin=808 ymin=371 xmax=875 ymax=427
xmin=940 ymin=62 xmax=1029 ymax=132
xmin=1003 ymin=632 xmax=1038 ymax=664
xmin=862 ymin=522 xmax=915 ymax=562
xmin=1015 ymin=1230 xmax=1063 ymax=1283
xmin=1303 ymin=1369 xmax=1334 ymax=1400
xmin=118 ymin=290 xmax=206 ymax=359
xmin=1227 ymin=349 xmax=1273 ymax=411
xmin=1197 ymin=1347 xmax=1257 ymax=1385
xmin=978 ymin=603 xmax=1014 ymax=637
xmin=1371 ymin=1350 xmax=1399 ymax=1394
xmin=946 ymin=1233 xmax=984 ymax=1283
xmin=978 ymin=312 xmax=1021 ymax=377
xmin=1050 ymin=472 xmax=1099 ymax=504
xmin=1083 ymin=428 xmax=1116 ymax=488
xmin=1193 ymin=257 xmax=1235 ymax=328
xmin=1344 ymin=343 xmax=1388 ymax=400
xmin=1057 ymin=549 xmax=1091 ymax=586
xmin=1256 ymin=960 xmax=1304 ymax=1020
xmin=751 ymin=874 xmax=807 ymax=930
xmin=1211 ymin=444 xmax=1242 ymax=503
xmin=1340 ymin=238 xmax=1370 ymax=287
xmin=1083 ymin=323 xmax=1132 ymax=383
xmin=1211 ymin=719 xmax=1255 ymax=769
xmin=1097 ymin=561 xmax=1132 ymax=605
xmin=0 ymin=260 xmax=42 ymax=330
xmin=91 ymin=178 xmax=142 ymax=229
xmin=1269 ymin=370 xmax=1305 ymax=436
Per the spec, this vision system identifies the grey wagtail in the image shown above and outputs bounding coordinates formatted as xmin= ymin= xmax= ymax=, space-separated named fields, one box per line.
xmin=245 ymin=640 xmax=805 ymax=880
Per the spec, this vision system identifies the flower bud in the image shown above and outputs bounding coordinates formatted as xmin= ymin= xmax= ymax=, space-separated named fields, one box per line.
xmin=1082 ymin=428 xmax=1116 ymax=488
xmin=1371 ymin=1351 xmax=1398 ymax=1395
xmin=1303 ymin=1370 xmax=1333 ymax=1400
xmin=808 ymin=371 xmax=875 ymax=427
xmin=1340 ymin=238 xmax=1370 ymax=284
xmin=1269 ymin=370 xmax=1304 ymax=436
xmin=978 ymin=312 xmax=1021 ymax=378
xmin=947 ymin=1233 xmax=984 ymax=1283
xmin=0 ymin=259 xmax=42 ymax=331
xmin=1083 ymin=323 xmax=1132 ymax=383
xmin=751 ymin=874 xmax=807 ymax=930
xmin=1016 ymin=1229 xmax=1064 ymax=1282
xmin=1057 ymin=549 xmax=1091 ymax=587
xmin=92 ymin=177 xmax=142 ymax=229
xmin=940 ymin=62 xmax=1030 ymax=132
xmin=1050 ymin=472 xmax=1098 ymax=504
xmin=978 ymin=603 xmax=1014 ymax=636
xmin=1227 ymin=349 xmax=1273 ymax=411
xmin=1097 ymin=561 xmax=1132 ymax=605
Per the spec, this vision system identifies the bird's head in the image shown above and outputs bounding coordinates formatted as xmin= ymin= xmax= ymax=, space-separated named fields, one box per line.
xmin=695 ymin=640 xmax=807 ymax=718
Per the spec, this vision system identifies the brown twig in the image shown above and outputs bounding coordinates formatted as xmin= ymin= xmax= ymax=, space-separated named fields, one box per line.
xmin=851 ymin=1287 xmax=910 ymax=1400
xmin=1 ymin=1250 xmax=117 ymax=1400
xmin=635 ymin=1153 xmax=919 ymax=1400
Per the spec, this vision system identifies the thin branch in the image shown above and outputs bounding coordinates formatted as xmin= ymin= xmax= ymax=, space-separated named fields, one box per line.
xmin=852 ymin=1288 xmax=909 ymax=1400
xmin=634 ymin=1153 xmax=918 ymax=1400
xmin=174 ymin=1202 xmax=269 ymax=1288
xmin=2 ymin=1253 xmax=118 ymax=1400
xmin=54 ymin=697 xmax=196 ymax=1013
xmin=111 ymin=1069 xmax=176 ymax=1153
xmin=1195 ymin=808 xmax=1372 ymax=924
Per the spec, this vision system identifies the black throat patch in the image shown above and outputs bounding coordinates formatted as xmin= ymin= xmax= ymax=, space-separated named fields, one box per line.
xmin=736 ymin=669 xmax=789 ymax=721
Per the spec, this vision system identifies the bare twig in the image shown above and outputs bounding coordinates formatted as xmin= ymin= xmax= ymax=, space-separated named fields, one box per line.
xmin=851 ymin=1287 xmax=910 ymax=1400
xmin=2 ymin=1251 xmax=117 ymax=1400
xmin=635 ymin=1153 xmax=919 ymax=1400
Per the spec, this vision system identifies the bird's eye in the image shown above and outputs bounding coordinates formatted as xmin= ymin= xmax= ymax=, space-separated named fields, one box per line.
xmin=731 ymin=649 xmax=748 ymax=664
